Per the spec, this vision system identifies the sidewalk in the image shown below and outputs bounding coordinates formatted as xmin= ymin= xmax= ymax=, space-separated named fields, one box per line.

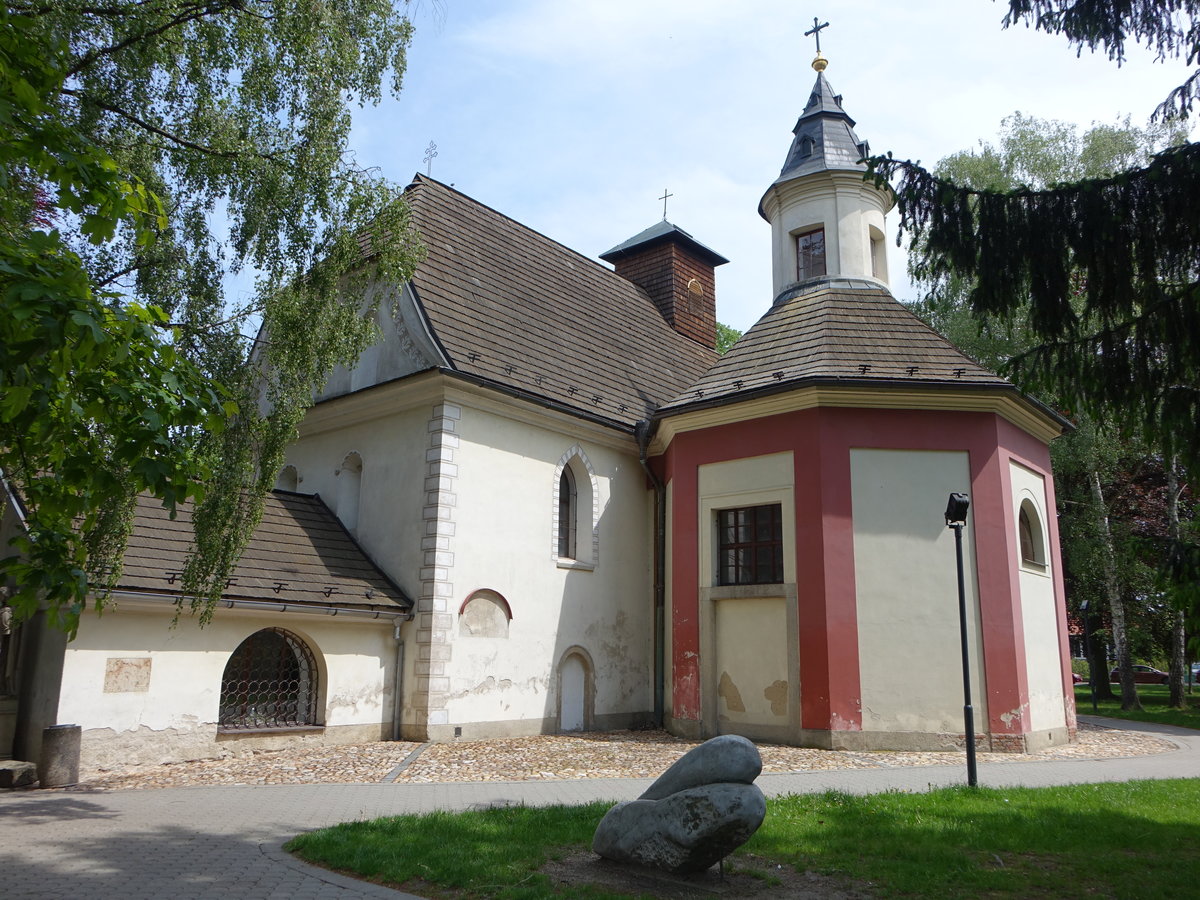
xmin=1 ymin=717 xmax=1196 ymax=899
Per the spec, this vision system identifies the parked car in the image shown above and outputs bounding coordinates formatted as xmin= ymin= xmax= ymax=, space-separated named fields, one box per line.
xmin=1109 ymin=664 xmax=1170 ymax=684
xmin=1072 ymin=672 xmax=1084 ymax=684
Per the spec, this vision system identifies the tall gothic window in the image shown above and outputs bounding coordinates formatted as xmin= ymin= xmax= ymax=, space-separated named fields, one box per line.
xmin=558 ymin=465 xmax=577 ymax=559
xmin=796 ymin=228 xmax=826 ymax=281
xmin=218 ymin=628 xmax=319 ymax=730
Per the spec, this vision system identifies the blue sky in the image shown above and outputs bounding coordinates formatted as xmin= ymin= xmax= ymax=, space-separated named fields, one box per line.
xmin=348 ymin=1 xmax=1195 ymax=333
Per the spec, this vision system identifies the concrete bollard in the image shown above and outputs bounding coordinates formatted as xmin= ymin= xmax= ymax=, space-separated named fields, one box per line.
xmin=37 ymin=724 xmax=81 ymax=787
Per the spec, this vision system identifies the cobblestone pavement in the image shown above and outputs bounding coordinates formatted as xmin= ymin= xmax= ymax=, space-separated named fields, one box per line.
xmin=2 ymin=717 xmax=1194 ymax=899
xmin=76 ymin=720 xmax=1172 ymax=791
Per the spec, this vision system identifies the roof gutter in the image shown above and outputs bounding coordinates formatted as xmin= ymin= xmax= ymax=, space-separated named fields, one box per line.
xmin=656 ymin=375 xmax=1073 ymax=434
xmin=107 ymin=590 xmax=415 ymax=623
xmin=439 ymin=368 xmax=638 ymax=433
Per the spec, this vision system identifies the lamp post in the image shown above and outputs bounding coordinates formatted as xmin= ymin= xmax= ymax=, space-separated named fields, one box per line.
xmin=944 ymin=492 xmax=977 ymax=787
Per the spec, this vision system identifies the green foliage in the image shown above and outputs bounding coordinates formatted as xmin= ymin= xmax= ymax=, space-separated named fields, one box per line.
xmin=902 ymin=111 xmax=1197 ymax=689
xmin=871 ymin=9 xmax=1200 ymax=472
xmin=1 ymin=10 xmax=225 ymax=631
xmin=716 ymin=321 xmax=742 ymax=355
xmin=1 ymin=3 xmax=423 ymax=630
xmin=875 ymin=1 xmax=1200 ymax=636
xmin=287 ymin=782 xmax=1200 ymax=898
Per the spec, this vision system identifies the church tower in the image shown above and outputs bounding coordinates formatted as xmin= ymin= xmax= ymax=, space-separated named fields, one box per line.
xmin=758 ymin=48 xmax=893 ymax=297
xmin=647 ymin=25 xmax=1076 ymax=756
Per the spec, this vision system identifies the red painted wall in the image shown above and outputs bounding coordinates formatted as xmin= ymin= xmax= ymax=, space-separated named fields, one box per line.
xmin=657 ymin=403 xmax=1064 ymax=738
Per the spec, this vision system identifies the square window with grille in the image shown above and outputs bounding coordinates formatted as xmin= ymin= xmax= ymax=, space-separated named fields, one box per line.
xmin=717 ymin=504 xmax=784 ymax=586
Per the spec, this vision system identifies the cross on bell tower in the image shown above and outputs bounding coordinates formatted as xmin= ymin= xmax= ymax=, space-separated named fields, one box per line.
xmin=805 ymin=17 xmax=830 ymax=71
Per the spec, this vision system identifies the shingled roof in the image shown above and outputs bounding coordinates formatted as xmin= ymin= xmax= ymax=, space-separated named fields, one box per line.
xmin=405 ymin=175 xmax=718 ymax=428
xmin=116 ymin=492 xmax=411 ymax=611
xmin=659 ymin=278 xmax=1013 ymax=413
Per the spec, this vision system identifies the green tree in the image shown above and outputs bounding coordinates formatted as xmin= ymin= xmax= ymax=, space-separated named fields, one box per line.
xmin=872 ymin=2 xmax=1200 ymax=471
xmin=871 ymin=0 xmax=1200 ymax=639
xmin=905 ymin=113 xmax=1189 ymax=709
xmin=716 ymin=322 xmax=742 ymax=355
xmin=1 ymin=3 xmax=422 ymax=632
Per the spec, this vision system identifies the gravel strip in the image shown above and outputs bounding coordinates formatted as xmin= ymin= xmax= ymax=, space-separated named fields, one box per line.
xmin=74 ymin=721 xmax=1173 ymax=792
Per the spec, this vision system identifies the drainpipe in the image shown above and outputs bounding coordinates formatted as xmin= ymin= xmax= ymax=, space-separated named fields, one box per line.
xmin=392 ymin=620 xmax=406 ymax=741
xmin=636 ymin=419 xmax=666 ymax=727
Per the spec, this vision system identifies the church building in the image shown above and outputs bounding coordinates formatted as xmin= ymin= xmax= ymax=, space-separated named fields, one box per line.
xmin=1 ymin=52 xmax=1077 ymax=772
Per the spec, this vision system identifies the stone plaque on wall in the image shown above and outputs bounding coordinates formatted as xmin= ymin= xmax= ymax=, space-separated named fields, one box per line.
xmin=104 ymin=657 xmax=152 ymax=693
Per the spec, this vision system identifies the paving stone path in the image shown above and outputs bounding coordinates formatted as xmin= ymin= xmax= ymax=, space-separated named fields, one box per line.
xmin=1 ymin=717 xmax=1196 ymax=899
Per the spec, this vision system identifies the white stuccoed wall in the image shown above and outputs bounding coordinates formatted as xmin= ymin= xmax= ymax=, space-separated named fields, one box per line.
xmin=1010 ymin=461 xmax=1067 ymax=733
xmin=58 ymin=605 xmax=396 ymax=768
xmin=851 ymin=448 xmax=989 ymax=734
xmin=443 ymin=401 xmax=653 ymax=734
xmin=762 ymin=171 xmax=891 ymax=296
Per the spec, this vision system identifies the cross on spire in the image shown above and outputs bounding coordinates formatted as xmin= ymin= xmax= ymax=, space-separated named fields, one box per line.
xmin=659 ymin=188 xmax=674 ymax=220
xmin=423 ymin=140 xmax=438 ymax=176
xmin=805 ymin=17 xmax=829 ymax=53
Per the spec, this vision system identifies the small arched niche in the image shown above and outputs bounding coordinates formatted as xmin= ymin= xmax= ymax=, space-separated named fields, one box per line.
xmin=1018 ymin=499 xmax=1047 ymax=569
xmin=275 ymin=465 xmax=299 ymax=492
xmin=459 ymin=589 xmax=512 ymax=638
xmin=336 ymin=451 xmax=363 ymax=534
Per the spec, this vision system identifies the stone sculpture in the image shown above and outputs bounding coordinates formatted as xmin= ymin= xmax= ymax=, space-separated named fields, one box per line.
xmin=592 ymin=733 xmax=766 ymax=873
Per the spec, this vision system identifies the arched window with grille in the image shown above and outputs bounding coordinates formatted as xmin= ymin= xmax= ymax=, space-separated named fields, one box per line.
xmin=218 ymin=628 xmax=319 ymax=730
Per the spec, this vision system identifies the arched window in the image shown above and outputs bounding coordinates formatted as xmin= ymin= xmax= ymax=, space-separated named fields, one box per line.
xmin=869 ymin=224 xmax=887 ymax=282
xmin=275 ymin=465 xmax=298 ymax=492
xmin=558 ymin=465 xmax=577 ymax=559
xmin=1018 ymin=500 xmax=1047 ymax=568
xmin=218 ymin=628 xmax=319 ymax=730
xmin=553 ymin=447 xmax=597 ymax=568
xmin=336 ymin=451 xmax=363 ymax=534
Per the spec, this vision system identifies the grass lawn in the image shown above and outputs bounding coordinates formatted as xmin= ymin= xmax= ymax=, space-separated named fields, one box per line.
xmin=1075 ymin=683 xmax=1200 ymax=730
xmin=287 ymin=779 xmax=1200 ymax=898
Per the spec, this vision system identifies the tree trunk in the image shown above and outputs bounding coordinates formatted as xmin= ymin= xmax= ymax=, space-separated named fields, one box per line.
xmin=1091 ymin=470 xmax=1142 ymax=711
xmin=1086 ymin=610 xmax=1116 ymax=702
xmin=1167 ymin=456 xmax=1188 ymax=708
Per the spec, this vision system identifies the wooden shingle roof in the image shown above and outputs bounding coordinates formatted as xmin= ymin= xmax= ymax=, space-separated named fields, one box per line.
xmin=117 ymin=492 xmax=411 ymax=610
xmin=660 ymin=278 xmax=1011 ymax=412
xmin=405 ymin=175 xmax=718 ymax=428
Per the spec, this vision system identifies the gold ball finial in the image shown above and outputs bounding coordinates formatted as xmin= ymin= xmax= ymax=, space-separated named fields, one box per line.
xmin=811 ymin=51 xmax=828 ymax=72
